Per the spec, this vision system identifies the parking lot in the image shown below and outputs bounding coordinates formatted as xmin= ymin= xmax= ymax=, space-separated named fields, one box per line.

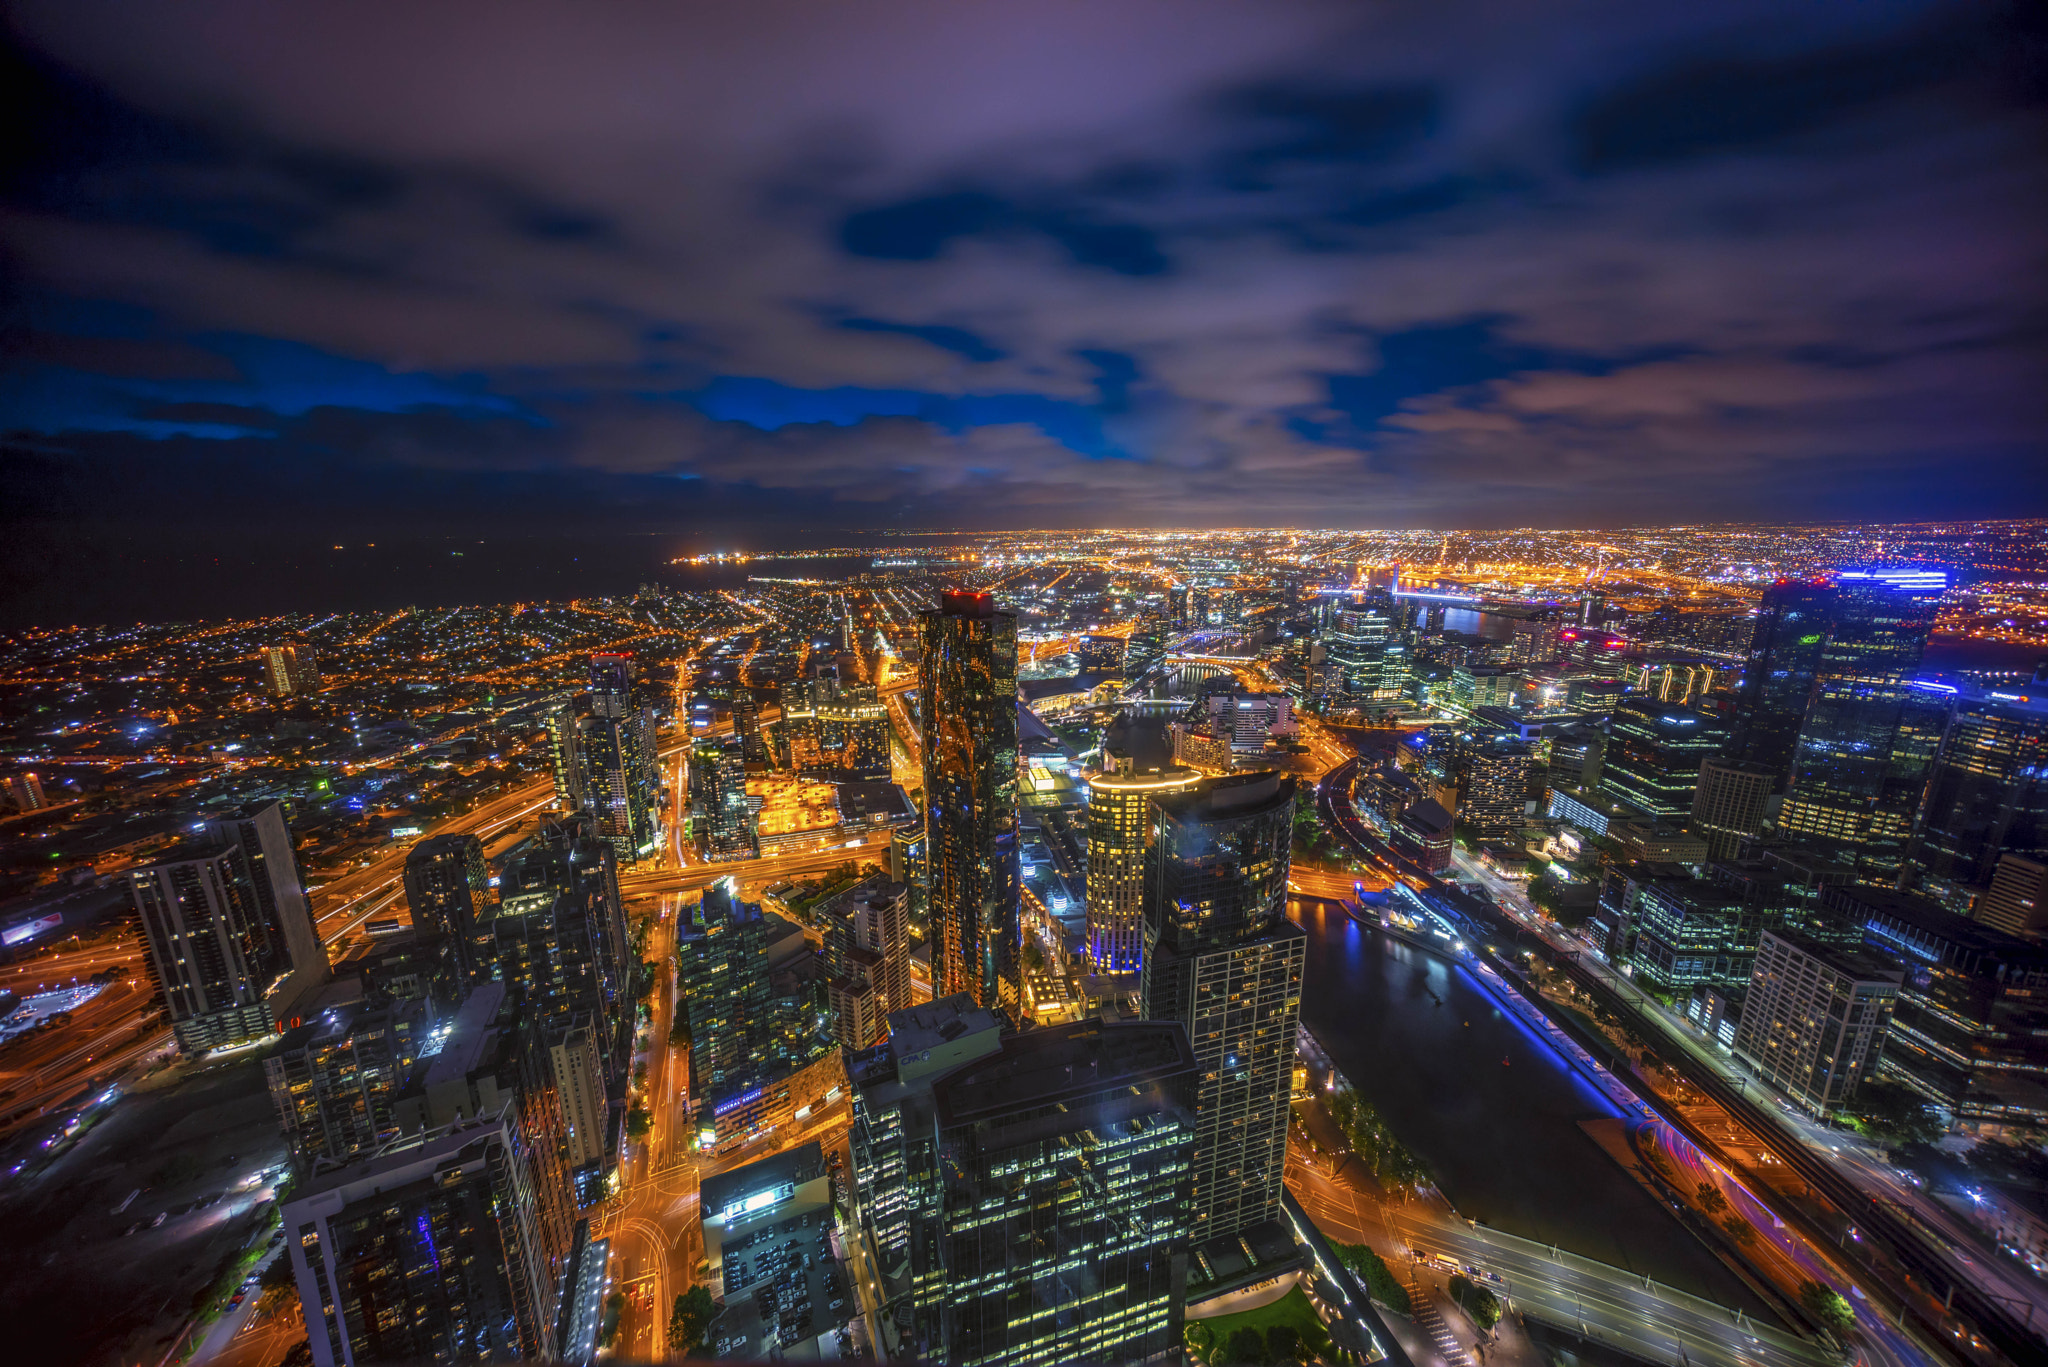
xmin=712 ymin=1207 xmax=860 ymax=1360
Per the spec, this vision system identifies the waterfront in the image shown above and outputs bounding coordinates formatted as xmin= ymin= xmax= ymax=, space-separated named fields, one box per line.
xmin=1289 ymin=898 xmax=1774 ymax=1317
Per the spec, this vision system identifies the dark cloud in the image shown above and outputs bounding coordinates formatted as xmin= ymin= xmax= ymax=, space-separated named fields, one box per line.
xmin=0 ymin=0 xmax=2042 ymax=619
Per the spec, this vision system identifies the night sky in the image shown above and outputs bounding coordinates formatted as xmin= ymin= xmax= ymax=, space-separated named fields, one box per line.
xmin=2 ymin=1 xmax=2044 ymax=621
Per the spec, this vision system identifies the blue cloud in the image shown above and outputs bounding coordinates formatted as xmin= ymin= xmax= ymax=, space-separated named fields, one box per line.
xmin=838 ymin=189 xmax=1168 ymax=276
xmin=838 ymin=317 xmax=1007 ymax=362
xmin=689 ymin=376 xmax=1124 ymax=458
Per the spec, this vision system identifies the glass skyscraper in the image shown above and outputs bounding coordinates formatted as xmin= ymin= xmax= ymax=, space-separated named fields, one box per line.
xmin=1908 ymin=683 xmax=2048 ymax=893
xmin=1084 ymin=715 xmax=1197 ymax=973
xmin=1777 ymin=570 xmax=1944 ymax=877
xmin=919 ymin=590 xmax=1020 ymax=1012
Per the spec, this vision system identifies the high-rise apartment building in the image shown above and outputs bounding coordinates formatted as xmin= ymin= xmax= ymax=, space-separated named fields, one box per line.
xmin=1690 ymin=759 xmax=1776 ymax=862
xmin=1085 ymin=716 xmax=1198 ymax=973
xmin=489 ymin=824 xmax=632 ymax=1092
xmin=1775 ymin=570 xmax=1943 ymax=877
xmin=919 ymin=590 xmax=1020 ymax=1012
xmin=263 ymin=644 xmax=321 ymax=699
xmin=132 ymin=803 xmax=327 ymax=1053
xmin=403 ymin=834 xmax=493 ymax=982
xmin=285 ymin=1110 xmax=566 ymax=1367
xmin=1601 ymin=698 xmax=1727 ymax=820
xmin=1141 ymin=770 xmax=1302 ymax=1243
xmin=577 ymin=654 xmax=664 ymax=863
xmin=674 ymin=877 xmax=787 ymax=1094
xmin=1733 ymin=929 xmax=1901 ymax=1117
xmin=1460 ymin=735 xmax=1532 ymax=839
xmin=265 ymin=989 xmax=431 ymax=1171
xmin=2 ymin=770 xmax=45 ymax=811
xmin=816 ymin=879 xmax=914 ymax=1045
xmin=690 ymin=735 xmax=759 ymax=861
xmin=544 ymin=698 xmax=586 ymax=813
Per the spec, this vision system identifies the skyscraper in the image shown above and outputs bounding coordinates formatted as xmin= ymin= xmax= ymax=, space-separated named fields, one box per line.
xmin=579 ymin=653 xmax=664 ymax=863
xmin=263 ymin=644 xmax=320 ymax=699
xmin=489 ymin=824 xmax=632 ymax=1091
xmin=1732 ymin=929 xmax=1900 ymax=1117
xmin=132 ymin=802 xmax=327 ymax=1052
xmin=403 ymin=834 xmax=493 ymax=982
xmin=1600 ymin=699 xmax=1727 ymax=820
xmin=1325 ymin=604 xmax=1392 ymax=701
xmin=1777 ymin=570 xmax=1943 ymax=876
xmin=674 ymin=877 xmax=779 ymax=1095
xmin=1690 ymin=759 xmax=1776 ymax=862
xmin=919 ymin=590 xmax=1020 ymax=1012
xmin=544 ymin=699 xmax=586 ymax=813
xmin=1727 ymin=580 xmax=1833 ymax=782
xmin=2 ymin=771 xmax=45 ymax=811
xmin=1977 ymin=854 xmax=2048 ymax=940
xmin=690 ymin=734 xmax=758 ymax=861
xmin=1141 ymin=770 xmax=1303 ymax=1242
xmin=922 ymin=1020 xmax=1197 ymax=1367
xmin=264 ymin=988 xmax=431 ymax=1171
xmin=1907 ymin=683 xmax=2048 ymax=895
xmin=1085 ymin=716 xmax=1198 ymax=973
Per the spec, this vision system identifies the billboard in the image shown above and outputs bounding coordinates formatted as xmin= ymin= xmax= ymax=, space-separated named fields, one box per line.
xmin=2 ymin=913 xmax=63 ymax=947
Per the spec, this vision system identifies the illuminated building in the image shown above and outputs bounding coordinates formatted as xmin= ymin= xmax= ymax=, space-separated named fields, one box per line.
xmin=403 ymin=833 xmax=493 ymax=981
xmin=488 ymin=824 xmax=633 ymax=1092
xmin=1124 ymin=610 xmax=1168 ymax=679
xmin=1978 ymin=855 xmax=2048 ymax=940
xmin=1460 ymin=735 xmax=1533 ymax=839
xmin=1832 ymin=883 xmax=2048 ymax=1127
xmin=1076 ymin=633 xmax=1126 ymax=673
xmin=263 ymin=643 xmax=320 ymax=698
xmin=691 ymin=734 xmax=758 ymax=861
xmin=1727 ymin=580 xmax=1834 ymax=781
xmin=817 ymin=879 xmax=914 ymax=1046
xmin=919 ymin=1020 xmax=1197 ymax=1367
xmin=1907 ymin=683 xmax=2048 ymax=895
xmin=919 ymin=590 xmax=1021 ymax=1012
xmin=543 ymin=699 xmax=586 ymax=813
xmin=699 ymin=1141 xmax=831 ymax=1301
xmin=1447 ymin=664 xmax=1517 ymax=715
xmin=674 ymin=877 xmax=793 ymax=1095
xmin=1600 ymin=698 xmax=1727 ymax=820
xmin=131 ymin=802 xmax=327 ymax=1053
xmin=578 ymin=654 xmax=664 ymax=863
xmin=1733 ymin=930 xmax=1900 ymax=1117
xmin=783 ymin=668 xmax=892 ymax=781
xmin=1084 ymin=716 xmax=1198 ymax=973
xmin=1194 ymin=690 xmax=1297 ymax=754
xmin=2 ymin=771 xmax=45 ymax=811
xmin=1777 ymin=571 xmax=1944 ymax=877
xmin=1689 ymin=759 xmax=1776 ymax=862
xmin=732 ymin=689 xmax=769 ymax=768
xmin=1141 ymin=771 xmax=1302 ymax=1241
xmin=285 ymin=1112 xmax=553 ymax=1366
xmin=264 ymin=990 xmax=431 ymax=1171
xmin=1325 ymin=604 xmax=1394 ymax=700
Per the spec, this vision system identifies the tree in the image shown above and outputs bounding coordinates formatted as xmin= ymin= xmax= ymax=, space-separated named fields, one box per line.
xmin=1719 ymin=1214 xmax=1756 ymax=1245
xmin=626 ymin=1102 xmax=652 ymax=1139
xmin=637 ymin=959 xmax=661 ymax=998
xmin=1334 ymin=1242 xmax=1411 ymax=1315
xmin=1449 ymin=1274 xmax=1501 ymax=1331
xmin=1849 ymin=1080 xmax=1945 ymax=1150
xmin=1798 ymin=1281 xmax=1855 ymax=1334
xmin=669 ymin=1015 xmax=692 ymax=1051
xmin=669 ymin=1285 xmax=716 ymax=1356
xmin=1264 ymin=1326 xmax=1303 ymax=1365
xmin=1222 ymin=1327 xmax=1269 ymax=1366
xmin=1295 ymin=1317 xmax=1335 ymax=1365
xmin=1695 ymin=1181 xmax=1728 ymax=1217
xmin=258 ymin=1255 xmax=298 ymax=1311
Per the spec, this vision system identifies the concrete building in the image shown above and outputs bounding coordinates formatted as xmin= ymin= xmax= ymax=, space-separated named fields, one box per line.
xmin=1084 ymin=715 xmax=1198 ymax=973
xmin=1690 ymin=759 xmax=1775 ymax=863
xmin=1733 ymin=930 xmax=1901 ymax=1116
xmin=403 ymin=834 xmax=493 ymax=982
xmin=263 ymin=644 xmax=320 ymax=698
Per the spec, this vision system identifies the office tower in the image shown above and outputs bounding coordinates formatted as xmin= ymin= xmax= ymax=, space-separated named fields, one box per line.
xmin=1624 ymin=878 xmax=1761 ymax=993
xmin=1978 ymin=854 xmax=2048 ymax=940
xmin=691 ymin=735 xmax=758 ymax=861
xmin=1077 ymin=634 xmax=1127 ymax=673
xmin=1460 ymin=735 xmax=1532 ymax=839
xmin=1908 ymin=683 xmax=2048 ymax=894
xmin=404 ymin=834 xmax=492 ymax=982
xmin=1141 ymin=770 xmax=1302 ymax=1242
xmin=1500 ymin=607 xmax=1562 ymax=664
xmin=1325 ymin=606 xmax=1391 ymax=701
xmin=286 ymin=1111 xmax=566 ymax=1366
xmin=2 ymin=770 xmax=45 ymax=811
xmin=1733 ymin=929 xmax=1901 ymax=1117
xmin=1827 ymin=883 xmax=2048 ymax=1125
xmin=921 ymin=1020 xmax=1198 ymax=1367
xmin=1448 ymin=664 xmax=1517 ymax=714
xmin=265 ymin=989 xmax=431 ymax=1170
xmin=1727 ymin=579 xmax=1834 ymax=781
xmin=263 ymin=644 xmax=320 ymax=699
xmin=544 ymin=699 xmax=586 ymax=813
xmin=1772 ymin=570 xmax=1943 ymax=876
xmin=490 ymin=825 xmax=632 ymax=1091
xmin=1690 ymin=759 xmax=1776 ymax=862
xmin=919 ymin=590 xmax=1021 ymax=1012
xmin=547 ymin=1019 xmax=613 ymax=1204
xmin=1085 ymin=716 xmax=1199 ymax=973
xmin=587 ymin=651 xmax=634 ymax=703
xmin=577 ymin=654 xmax=663 ymax=864
xmin=1600 ymin=698 xmax=1728 ymax=820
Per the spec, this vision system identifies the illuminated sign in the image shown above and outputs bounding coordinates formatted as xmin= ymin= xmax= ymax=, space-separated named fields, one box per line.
xmin=718 ymin=1180 xmax=795 ymax=1223
xmin=2 ymin=913 xmax=64 ymax=947
xmin=713 ymin=1087 xmax=764 ymax=1117
xmin=390 ymin=825 xmax=425 ymax=838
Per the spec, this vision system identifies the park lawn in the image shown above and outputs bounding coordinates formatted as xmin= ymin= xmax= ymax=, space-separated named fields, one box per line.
xmin=1193 ymin=1285 xmax=1327 ymax=1344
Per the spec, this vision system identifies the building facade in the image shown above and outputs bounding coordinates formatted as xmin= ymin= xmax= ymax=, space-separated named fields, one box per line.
xmin=1733 ymin=929 xmax=1901 ymax=1116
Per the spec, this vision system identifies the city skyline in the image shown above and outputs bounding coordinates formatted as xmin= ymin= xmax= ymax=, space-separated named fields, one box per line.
xmin=4 ymin=1 xmax=2047 ymax=625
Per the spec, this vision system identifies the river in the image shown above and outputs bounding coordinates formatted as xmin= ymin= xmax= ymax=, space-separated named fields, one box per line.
xmin=1290 ymin=898 xmax=1773 ymax=1316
